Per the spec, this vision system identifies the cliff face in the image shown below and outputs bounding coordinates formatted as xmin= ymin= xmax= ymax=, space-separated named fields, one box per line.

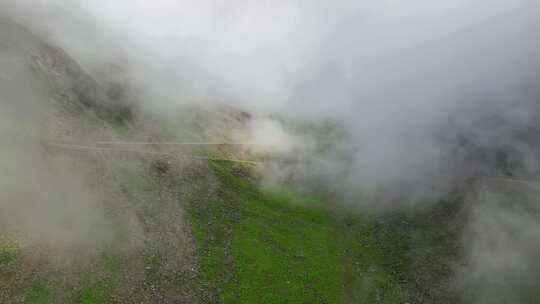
xmin=1 ymin=14 xmax=132 ymax=129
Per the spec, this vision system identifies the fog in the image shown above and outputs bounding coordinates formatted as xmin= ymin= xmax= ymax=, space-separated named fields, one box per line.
xmin=2 ymin=1 xmax=540 ymax=302
xmin=463 ymin=180 xmax=540 ymax=303
xmin=0 ymin=19 xmax=113 ymax=249
xmin=4 ymin=1 xmax=539 ymax=202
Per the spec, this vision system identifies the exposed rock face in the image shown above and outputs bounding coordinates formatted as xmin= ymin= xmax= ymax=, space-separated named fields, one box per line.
xmin=1 ymin=14 xmax=131 ymax=124
xmin=29 ymin=42 xmax=133 ymax=122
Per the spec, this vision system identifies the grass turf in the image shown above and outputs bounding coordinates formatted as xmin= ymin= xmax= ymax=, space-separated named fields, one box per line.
xmin=188 ymin=161 xmax=407 ymax=303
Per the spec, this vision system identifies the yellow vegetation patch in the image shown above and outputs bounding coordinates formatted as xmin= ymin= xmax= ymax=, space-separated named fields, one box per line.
xmin=0 ymin=237 xmax=25 ymax=252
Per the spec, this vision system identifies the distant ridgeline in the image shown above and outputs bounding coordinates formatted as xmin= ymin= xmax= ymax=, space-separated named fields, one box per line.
xmin=439 ymin=98 xmax=540 ymax=182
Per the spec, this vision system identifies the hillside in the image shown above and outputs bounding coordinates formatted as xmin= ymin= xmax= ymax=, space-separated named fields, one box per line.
xmin=1 ymin=13 xmax=539 ymax=304
xmin=0 ymin=17 xmax=455 ymax=303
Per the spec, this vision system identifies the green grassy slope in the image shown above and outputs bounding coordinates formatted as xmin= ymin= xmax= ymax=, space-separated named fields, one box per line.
xmin=0 ymin=103 xmax=463 ymax=303
xmin=0 ymin=141 xmax=461 ymax=304
xmin=188 ymin=161 xmax=408 ymax=304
